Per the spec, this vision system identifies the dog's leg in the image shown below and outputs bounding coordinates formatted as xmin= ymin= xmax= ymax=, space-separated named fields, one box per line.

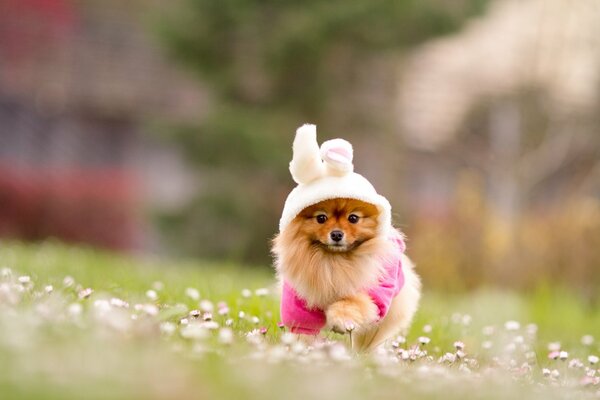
xmin=353 ymin=258 xmax=422 ymax=352
xmin=325 ymin=292 xmax=379 ymax=334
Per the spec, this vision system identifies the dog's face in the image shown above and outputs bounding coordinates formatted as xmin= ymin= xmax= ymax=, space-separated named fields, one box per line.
xmin=292 ymin=198 xmax=380 ymax=253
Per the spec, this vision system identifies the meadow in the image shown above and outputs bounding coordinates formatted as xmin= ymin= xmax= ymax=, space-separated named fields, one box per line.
xmin=1 ymin=241 xmax=599 ymax=400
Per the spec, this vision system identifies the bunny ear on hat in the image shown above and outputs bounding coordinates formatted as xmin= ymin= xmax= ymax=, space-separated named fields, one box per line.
xmin=320 ymin=138 xmax=354 ymax=176
xmin=289 ymin=124 xmax=325 ymax=184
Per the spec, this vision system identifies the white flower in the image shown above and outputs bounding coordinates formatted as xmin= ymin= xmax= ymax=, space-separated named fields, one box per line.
xmin=199 ymin=300 xmax=214 ymax=313
xmin=504 ymin=321 xmax=520 ymax=331
xmin=152 ymin=281 xmax=164 ymax=291
xmin=142 ymin=304 xmax=159 ymax=316
xmin=18 ymin=275 xmax=31 ymax=284
xmin=63 ymin=276 xmax=75 ymax=287
xmin=250 ymin=316 xmax=260 ymax=325
xmin=44 ymin=285 xmax=53 ymax=293
xmin=241 ymin=289 xmax=252 ymax=298
xmin=78 ymin=288 xmax=94 ymax=299
xmin=589 ymin=355 xmax=599 ymax=365
xmin=418 ymin=336 xmax=430 ymax=345
xmin=0 ymin=268 xmax=11 ymax=278
xmin=181 ymin=322 xmax=209 ymax=340
xmin=542 ymin=368 xmax=551 ymax=377
xmin=160 ymin=322 xmax=177 ymax=335
xmin=185 ymin=287 xmax=200 ymax=300
xmin=423 ymin=324 xmax=432 ymax=333
xmin=482 ymin=341 xmax=493 ymax=350
xmin=559 ymin=351 xmax=569 ymax=360
xmin=218 ymin=328 xmax=234 ymax=344
xmin=225 ymin=318 xmax=233 ymax=326
xmin=582 ymin=335 xmax=595 ymax=346
xmin=68 ymin=303 xmax=83 ymax=316
xmin=255 ymin=288 xmax=269 ymax=297
xmin=110 ymin=298 xmax=129 ymax=308
xmin=482 ymin=326 xmax=495 ymax=336
xmin=145 ymin=290 xmax=158 ymax=301
xmin=281 ymin=332 xmax=296 ymax=345
xmin=454 ymin=341 xmax=465 ymax=350
xmin=548 ymin=342 xmax=561 ymax=351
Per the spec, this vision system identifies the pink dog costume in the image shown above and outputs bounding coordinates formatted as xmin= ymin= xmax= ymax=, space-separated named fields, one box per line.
xmin=277 ymin=124 xmax=405 ymax=335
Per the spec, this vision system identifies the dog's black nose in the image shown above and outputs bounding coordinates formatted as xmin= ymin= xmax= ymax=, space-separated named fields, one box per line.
xmin=330 ymin=230 xmax=344 ymax=242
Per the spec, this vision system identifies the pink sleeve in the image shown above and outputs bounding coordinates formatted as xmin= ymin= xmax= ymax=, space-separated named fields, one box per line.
xmin=281 ymin=281 xmax=326 ymax=335
xmin=367 ymin=234 xmax=405 ymax=319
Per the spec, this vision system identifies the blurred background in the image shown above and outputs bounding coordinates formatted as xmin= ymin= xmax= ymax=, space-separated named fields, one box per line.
xmin=1 ymin=0 xmax=599 ymax=298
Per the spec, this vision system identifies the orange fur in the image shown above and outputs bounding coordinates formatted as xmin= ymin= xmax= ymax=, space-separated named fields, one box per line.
xmin=272 ymin=197 xmax=422 ymax=350
xmin=272 ymin=198 xmax=395 ymax=309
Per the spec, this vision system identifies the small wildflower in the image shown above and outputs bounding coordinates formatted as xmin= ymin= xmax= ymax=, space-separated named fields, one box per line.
xmin=142 ymin=304 xmax=159 ymax=316
xmin=189 ymin=309 xmax=201 ymax=318
xmin=456 ymin=350 xmax=466 ymax=359
xmin=281 ymin=332 xmax=295 ymax=345
xmin=238 ymin=311 xmax=246 ymax=319
xmin=185 ymin=288 xmax=200 ymax=301
xmin=225 ymin=318 xmax=233 ymax=326
xmin=418 ymin=336 xmax=430 ymax=345
xmin=44 ymin=285 xmax=53 ymax=293
xmin=582 ymin=335 xmax=595 ymax=346
xmin=525 ymin=324 xmax=538 ymax=336
xmin=277 ymin=322 xmax=285 ymax=330
xmin=218 ymin=328 xmax=234 ymax=344
xmin=145 ymin=290 xmax=158 ymax=301
xmin=217 ymin=301 xmax=229 ymax=315
xmin=513 ymin=335 xmax=524 ymax=344
xmin=0 ymin=268 xmax=11 ymax=278
xmin=588 ymin=355 xmax=599 ymax=365
xmin=250 ymin=316 xmax=260 ymax=325
xmin=548 ymin=342 xmax=561 ymax=351
xmin=345 ymin=321 xmax=355 ymax=333
xmin=63 ymin=276 xmax=75 ymax=287
xmin=259 ymin=327 xmax=268 ymax=335
xmin=68 ymin=303 xmax=83 ymax=316
xmin=110 ymin=298 xmax=129 ymax=308
xmin=181 ymin=323 xmax=209 ymax=340
xmin=152 ymin=281 xmax=164 ymax=291
xmin=504 ymin=320 xmax=520 ymax=331
xmin=422 ymin=324 xmax=432 ymax=333
xmin=542 ymin=368 xmax=551 ymax=377
xmin=482 ymin=326 xmax=495 ymax=336
xmin=462 ymin=314 xmax=472 ymax=326
xmin=160 ymin=322 xmax=177 ymax=335
xmin=482 ymin=341 xmax=493 ymax=350
xmin=551 ymin=369 xmax=560 ymax=379
xmin=241 ymin=289 xmax=252 ymax=298
xmin=201 ymin=321 xmax=219 ymax=330
xmin=255 ymin=288 xmax=269 ymax=297
xmin=548 ymin=351 xmax=560 ymax=360
xmin=180 ymin=318 xmax=189 ymax=325
xmin=199 ymin=300 xmax=214 ymax=313
xmin=78 ymin=288 xmax=93 ymax=299
xmin=202 ymin=312 xmax=213 ymax=321
xmin=559 ymin=351 xmax=569 ymax=360
xmin=441 ymin=352 xmax=456 ymax=363
xmin=569 ymin=359 xmax=584 ymax=369
xmin=454 ymin=341 xmax=465 ymax=351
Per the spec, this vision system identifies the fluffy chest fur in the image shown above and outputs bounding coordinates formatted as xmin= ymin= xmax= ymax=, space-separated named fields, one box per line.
xmin=273 ymin=234 xmax=395 ymax=309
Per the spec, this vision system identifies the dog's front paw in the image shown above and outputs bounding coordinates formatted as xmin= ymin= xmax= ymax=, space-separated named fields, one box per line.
xmin=326 ymin=293 xmax=379 ymax=334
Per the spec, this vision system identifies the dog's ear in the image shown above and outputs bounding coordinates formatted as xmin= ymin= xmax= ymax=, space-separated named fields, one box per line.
xmin=289 ymin=124 xmax=325 ymax=184
xmin=320 ymin=138 xmax=354 ymax=176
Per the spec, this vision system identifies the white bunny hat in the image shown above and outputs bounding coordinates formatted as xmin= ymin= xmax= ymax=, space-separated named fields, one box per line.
xmin=279 ymin=124 xmax=392 ymax=235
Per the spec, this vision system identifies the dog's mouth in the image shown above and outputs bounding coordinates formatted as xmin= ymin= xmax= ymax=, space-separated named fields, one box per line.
xmin=312 ymin=240 xmax=365 ymax=253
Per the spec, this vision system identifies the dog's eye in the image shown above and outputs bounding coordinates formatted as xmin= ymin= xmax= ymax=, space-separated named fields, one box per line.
xmin=348 ymin=214 xmax=359 ymax=224
xmin=316 ymin=215 xmax=327 ymax=224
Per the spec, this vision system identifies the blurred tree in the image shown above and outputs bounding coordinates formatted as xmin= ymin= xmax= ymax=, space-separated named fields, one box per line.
xmin=154 ymin=0 xmax=488 ymax=263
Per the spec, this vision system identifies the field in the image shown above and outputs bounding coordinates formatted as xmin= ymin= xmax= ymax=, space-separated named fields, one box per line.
xmin=1 ymin=241 xmax=599 ymax=399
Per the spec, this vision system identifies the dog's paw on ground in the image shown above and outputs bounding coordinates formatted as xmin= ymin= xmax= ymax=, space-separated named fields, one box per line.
xmin=326 ymin=293 xmax=379 ymax=333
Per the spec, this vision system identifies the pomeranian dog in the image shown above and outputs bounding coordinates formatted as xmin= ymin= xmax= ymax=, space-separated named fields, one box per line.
xmin=272 ymin=124 xmax=421 ymax=352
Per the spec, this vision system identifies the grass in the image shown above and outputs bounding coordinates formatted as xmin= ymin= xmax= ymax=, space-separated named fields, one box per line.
xmin=1 ymin=240 xmax=599 ymax=399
